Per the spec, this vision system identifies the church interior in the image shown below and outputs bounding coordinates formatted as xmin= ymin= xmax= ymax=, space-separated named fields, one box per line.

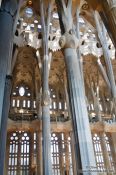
xmin=0 ymin=0 xmax=116 ymax=175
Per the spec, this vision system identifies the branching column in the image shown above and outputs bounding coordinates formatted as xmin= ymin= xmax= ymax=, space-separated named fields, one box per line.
xmin=56 ymin=1 xmax=97 ymax=174
xmin=39 ymin=0 xmax=52 ymax=174
xmin=100 ymin=0 xmax=116 ymax=48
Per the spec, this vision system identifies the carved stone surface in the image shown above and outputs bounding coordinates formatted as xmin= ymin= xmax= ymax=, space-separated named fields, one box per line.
xmin=42 ymin=90 xmax=51 ymax=106
xmin=59 ymin=31 xmax=79 ymax=49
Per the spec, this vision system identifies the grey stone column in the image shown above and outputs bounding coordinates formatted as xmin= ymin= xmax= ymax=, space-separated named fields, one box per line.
xmin=0 ymin=0 xmax=18 ymax=129
xmin=64 ymin=47 xmax=97 ymax=174
xmin=107 ymin=133 xmax=116 ymax=173
xmin=42 ymin=96 xmax=52 ymax=175
xmin=100 ymin=132 xmax=113 ymax=175
xmin=100 ymin=0 xmax=116 ymax=48
xmin=39 ymin=0 xmax=52 ymax=174
xmin=0 ymin=75 xmax=12 ymax=175
xmin=56 ymin=1 xmax=97 ymax=173
xmin=0 ymin=0 xmax=2 ymax=6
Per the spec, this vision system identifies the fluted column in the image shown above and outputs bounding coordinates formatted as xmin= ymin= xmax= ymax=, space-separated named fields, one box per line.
xmin=100 ymin=0 xmax=116 ymax=48
xmin=0 ymin=75 xmax=12 ymax=175
xmin=0 ymin=0 xmax=18 ymax=129
xmin=56 ymin=1 xmax=97 ymax=174
xmin=100 ymin=132 xmax=113 ymax=175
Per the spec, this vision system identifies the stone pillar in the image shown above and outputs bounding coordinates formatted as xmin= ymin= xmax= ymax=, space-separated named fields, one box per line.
xmin=0 ymin=0 xmax=18 ymax=129
xmin=42 ymin=92 xmax=52 ymax=175
xmin=0 ymin=0 xmax=2 ymax=7
xmin=64 ymin=133 xmax=70 ymax=175
xmin=17 ymin=134 xmax=21 ymax=175
xmin=0 ymin=75 xmax=12 ymax=175
xmin=70 ymin=132 xmax=77 ymax=175
xmin=4 ymin=135 xmax=10 ymax=175
xmin=100 ymin=0 xmax=116 ymax=48
xmin=36 ymin=130 xmax=43 ymax=175
xmin=58 ymin=134 xmax=64 ymax=175
xmin=39 ymin=0 xmax=52 ymax=174
xmin=107 ymin=133 xmax=116 ymax=173
xmin=56 ymin=1 xmax=97 ymax=174
xmin=100 ymin=132 xmax=113 ymax=174
xmin=62 ymin=42 xmax=97 ymax=174
xmin=29 ymin=132 xmax=34 ymax=175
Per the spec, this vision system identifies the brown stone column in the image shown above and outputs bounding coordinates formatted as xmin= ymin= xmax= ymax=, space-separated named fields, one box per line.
xmin=64 ymin=133 xmax=70 ymax=175
xmin=36 ymin=129 xmax=43 ymax=175
xmin=29 ymin=132 xmax=34 ymax=175
xmin=4 ymin=135 xmax=10 ymax=175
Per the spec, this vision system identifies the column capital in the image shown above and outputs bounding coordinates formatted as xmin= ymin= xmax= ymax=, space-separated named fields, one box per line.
xmin=59 ymin=30 xmax=79 ymax=49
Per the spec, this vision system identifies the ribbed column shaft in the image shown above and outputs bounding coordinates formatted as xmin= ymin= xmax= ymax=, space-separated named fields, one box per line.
xmin=0 ymin=76 xmax=12 ymax=175
xmin=64 ymin=48 xmax=97 ymax=174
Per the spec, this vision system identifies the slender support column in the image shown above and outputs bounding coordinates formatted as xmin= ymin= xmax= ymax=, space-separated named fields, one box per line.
xmin=64 ymin=133 xmax=70 ymax=175
xmin=29 ymin=132 xmax=35 ymax=175
xmin=0 ymin=0 xmax=2 ymax=7
xmin=0 ymin=0 xmax=18 ymax=129
xmin=36 ymin=130 xmax=43 ymax=175
xmin=100 ymin=0 xmax=116 ymax=48
xmin=17 ymin=134 xmax=21 ymax=175
xmin=70 ymin=132 xmax=77 ymax=175
xmin=56 ymin=1 xmax=97 ymax=173
xmin=64 ymin=48 xmax=97 ymax=174
xmin=107 ymin=133 xmax=116 ymax=173
xmin=0 ymin=75 xmax=12 ymax=175
xmin=39 ymin=0 xmax=52 ymax=174
xmin=58 ymin=134 xmax=64 ymax=175
xmin=4 ymin=135 xmax=10 ymax=175
xmin=94 ymin=11 xmax=116 ymax=116
xmin=100 ymin=132 xmax=112 ymax=174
